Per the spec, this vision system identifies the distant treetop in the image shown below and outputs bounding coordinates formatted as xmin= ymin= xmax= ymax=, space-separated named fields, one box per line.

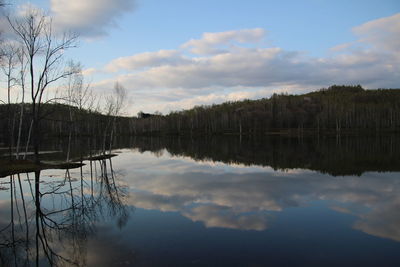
xmin=322 ymin=84 xmax=364 ymax=93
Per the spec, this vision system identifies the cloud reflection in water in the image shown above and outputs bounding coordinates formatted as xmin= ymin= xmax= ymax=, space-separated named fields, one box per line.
xmin=117 ymin=150 xmax=400 ymax=240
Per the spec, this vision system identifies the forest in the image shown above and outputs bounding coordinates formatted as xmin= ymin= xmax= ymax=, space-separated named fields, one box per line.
xmin=1 ymin=85 xmax=400 ymax=149
xmin=132 ymin=85 xmax=400 ymax=135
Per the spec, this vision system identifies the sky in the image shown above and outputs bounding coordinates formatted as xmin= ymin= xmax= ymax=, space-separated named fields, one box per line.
xmin=3 ymin=0 xmax=400 ymax=115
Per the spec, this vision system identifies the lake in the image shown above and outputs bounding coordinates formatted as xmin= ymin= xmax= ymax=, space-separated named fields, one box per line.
xmin=1 ymin=135 xmax=400 ymax=266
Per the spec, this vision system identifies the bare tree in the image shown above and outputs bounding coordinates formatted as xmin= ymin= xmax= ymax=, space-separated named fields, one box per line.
xmin=64 ymin=61 xmax=94 ymax=161
xmin=66 ymin=61 xmax=93 ymax=112
xmin=103 ymin=82 xmax=127 ymax=154
xmin=0 ymin=43 xmax=19 ymax=160
xmin=15 ymin=49 xmax=28 ymax=159
xmin=7 ymin=8 xmax=78 ymax=163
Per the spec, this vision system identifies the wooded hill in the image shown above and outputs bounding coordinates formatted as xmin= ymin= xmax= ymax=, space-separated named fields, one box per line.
xmin=133 ymin=85 xmax=400 ymax=135
xmin=1 ymin=85 xmax=400 ymax=144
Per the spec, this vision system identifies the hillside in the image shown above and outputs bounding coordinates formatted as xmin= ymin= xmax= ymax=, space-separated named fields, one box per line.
xmin=133 ymin=85 xmax=400 ymax=135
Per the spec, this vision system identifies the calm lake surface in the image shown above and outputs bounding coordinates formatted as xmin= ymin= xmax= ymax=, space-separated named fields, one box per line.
xmin=1 ymin=135 xmax=400 ymax=266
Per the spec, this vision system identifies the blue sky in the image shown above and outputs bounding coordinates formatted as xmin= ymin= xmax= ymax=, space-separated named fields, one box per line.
xmin=85 ymin=0 xmax=399 ymax=57
xmin=5 ymin=0 xmax=400 ymax=115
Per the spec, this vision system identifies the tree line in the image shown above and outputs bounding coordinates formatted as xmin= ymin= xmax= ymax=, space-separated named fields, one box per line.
xmin=2 ymin=85 xmax=400 ymax=155
xmin=132 ymin=85 xmax=400 ymax=136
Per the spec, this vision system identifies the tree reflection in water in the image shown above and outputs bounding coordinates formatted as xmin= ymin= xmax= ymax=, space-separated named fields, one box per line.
xmin=0 ymin=157 xmax=131 ymax=266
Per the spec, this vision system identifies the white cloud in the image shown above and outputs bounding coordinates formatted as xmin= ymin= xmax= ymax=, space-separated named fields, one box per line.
xmin=15 ymin=2 xmax=44 ymax=17
xmin=353 ymin=201 xmax=400 ymax=242
xmin=352 ymin=13 xmax=400 ymax=53
xmin=105 ymin=50 xmax=190 ymax=72
xmin=183 ymin=205 xmax=269 ymax=230
xmin=182 ymin=28 xmax=266 ymax=54
xmin=82 ymin=67 xmax=98 ymax=76
xmin=50 ymin=0 xmax=136 ymax=38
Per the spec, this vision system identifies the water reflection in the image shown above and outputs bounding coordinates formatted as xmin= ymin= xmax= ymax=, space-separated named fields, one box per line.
xmin=1 ymin=135 xmax=400 ymax=266
xmin=0 ymin=157 xmax=130 ymax=266
xmin=124 ymin=164 xmax=399 ymax=240
xmin=130 ymin=135 xmax=400 ymax=176
xmin=120 ymin=135 xmax=400 ymax=242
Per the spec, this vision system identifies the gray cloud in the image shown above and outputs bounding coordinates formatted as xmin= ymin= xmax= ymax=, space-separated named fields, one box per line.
xmin=0 ymin=1 xmax=135 ymax=39
xmin=104 ymin=43 xmax=398 ymax=91
xmin=50 ymin=0 xmax=136 ymax=38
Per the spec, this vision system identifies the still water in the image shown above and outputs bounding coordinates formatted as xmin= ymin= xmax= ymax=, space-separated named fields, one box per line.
xmin=1 ymin=135 xmax=400 ymax=266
